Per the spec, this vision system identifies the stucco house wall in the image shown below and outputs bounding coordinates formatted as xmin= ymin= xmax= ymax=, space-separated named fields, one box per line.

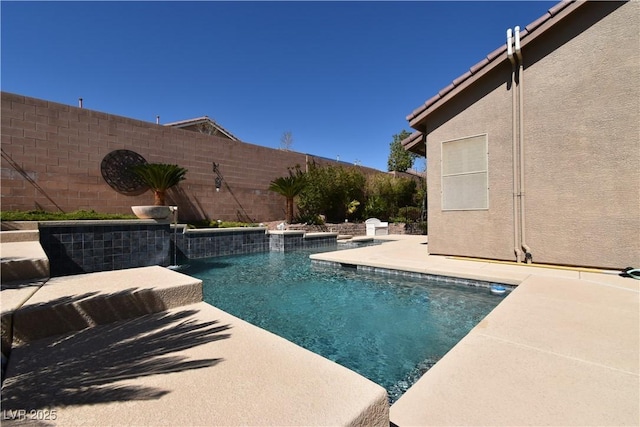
xmin=1 ymin=92 xmax=380 ymax=223
xmin=520 ymin=1 xmax=639 ymax=269
xmin=408 ymin=1 xmax=639 ymax=269
xmin=425 ymin=61 xmax=516 ymax=261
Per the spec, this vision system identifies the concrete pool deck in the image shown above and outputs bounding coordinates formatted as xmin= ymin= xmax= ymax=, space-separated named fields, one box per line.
xmin=313 ymin=235 xmax=640 ymax=426
xmin=1 ymin=234 xmax=638 ymax=426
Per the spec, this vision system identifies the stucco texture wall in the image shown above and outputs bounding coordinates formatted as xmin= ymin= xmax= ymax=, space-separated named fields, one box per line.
xmin=424 ymin=1 xmax=639 ymax=269
xmin=520 ymin=1 xmax=639 ymax=269
xmin=426 ymin=61 xmax=516 ymax=262
xmin=1 ymin=92 xmax=379 ymax=223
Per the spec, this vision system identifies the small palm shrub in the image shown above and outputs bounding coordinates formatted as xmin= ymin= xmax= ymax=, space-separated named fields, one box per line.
xmin=130 ymin=163 xmax=187 ymax=206
xmin=269 ymin=167 xmax=307 ymax=223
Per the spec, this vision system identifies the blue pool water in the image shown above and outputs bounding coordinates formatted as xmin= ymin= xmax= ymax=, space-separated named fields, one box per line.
xmin=189 ymin=249 xmax=502 ymax=402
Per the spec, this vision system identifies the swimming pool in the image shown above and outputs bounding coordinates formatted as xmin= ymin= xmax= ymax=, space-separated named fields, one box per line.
xmin=189 ymin=249 xmax=503 ymax=402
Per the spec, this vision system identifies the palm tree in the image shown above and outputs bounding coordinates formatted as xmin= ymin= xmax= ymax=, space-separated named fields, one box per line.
xmin=131 ymin=163 xmax=187 ymax=206
xmin=269 ymin=169 xmax=306 ymax=223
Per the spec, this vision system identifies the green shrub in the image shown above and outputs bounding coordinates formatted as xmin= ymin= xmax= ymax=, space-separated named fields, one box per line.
xmin=297 ymin=163 xmax=366 ymax=223
xmin=363 ymin=174 xmax=417 ymax=220
xmin=391 ymin=206 xmax=423 ymax=223
xmin=295 ymin=212 xmax=325 ymax=225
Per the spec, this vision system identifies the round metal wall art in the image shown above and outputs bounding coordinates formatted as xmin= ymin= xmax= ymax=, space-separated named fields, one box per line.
xmin=100 ymin=149 xmax=149 ymax=195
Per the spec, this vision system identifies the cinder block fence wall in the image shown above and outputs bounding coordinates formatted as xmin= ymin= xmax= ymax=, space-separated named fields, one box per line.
xmin=1 ymin=92 xmax=379 ymax=222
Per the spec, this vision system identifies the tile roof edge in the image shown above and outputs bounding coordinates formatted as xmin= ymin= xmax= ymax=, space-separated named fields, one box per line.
xmin=401 ymin=130 xmax=423 ymax=148
xmin=406 ymin=0 xmax=578 ymax=123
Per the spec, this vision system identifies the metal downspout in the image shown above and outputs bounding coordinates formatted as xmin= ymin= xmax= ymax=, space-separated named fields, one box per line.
xmin=507 ymin=28 xmax=523 ymax=263
xmin=507 ymin=28 xmax=522 ymax=262
xmin=515 ymin=26 xmax=532 ymax=263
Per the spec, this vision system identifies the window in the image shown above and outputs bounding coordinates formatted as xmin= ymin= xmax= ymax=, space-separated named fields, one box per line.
xmin=441 ymin=134 xmax=488 ymax=210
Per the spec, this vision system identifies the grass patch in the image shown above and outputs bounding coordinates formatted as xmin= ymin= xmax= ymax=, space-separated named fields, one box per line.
xmin=1 ymin=210 xmax=137 ymax=221
xmin=188 ymin=220 xmax=261 ymax=229
xmin=1 ymin=210 xmax=260 ymax=228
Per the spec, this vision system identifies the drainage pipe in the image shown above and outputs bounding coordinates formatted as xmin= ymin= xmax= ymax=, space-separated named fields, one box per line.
xmin=515 ymin=26 xmax=532 ymax=263
xmin=507 ymin=29 xmax=523 ymax=263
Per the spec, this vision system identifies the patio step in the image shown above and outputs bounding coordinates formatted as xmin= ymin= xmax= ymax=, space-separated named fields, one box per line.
xmin=0 ymin=221 xmax=39 ymax=232
xmin=0 ymin=229 xmax=40 ymax=243
xmin=1 ymin=278 xmax=45 ymax=380
xmin=10 ymin=266 xmax=203 ymax=345
xmin=0 ymin=229 xmax=50 ymax=284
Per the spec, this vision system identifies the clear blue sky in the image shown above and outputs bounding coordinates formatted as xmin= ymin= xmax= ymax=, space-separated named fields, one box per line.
xmin=2 ymin=1 xmax=555 ymax=171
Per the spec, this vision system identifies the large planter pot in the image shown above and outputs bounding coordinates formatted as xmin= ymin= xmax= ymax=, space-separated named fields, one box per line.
xmin=131 ymin=206 xmax=172 ymax=220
